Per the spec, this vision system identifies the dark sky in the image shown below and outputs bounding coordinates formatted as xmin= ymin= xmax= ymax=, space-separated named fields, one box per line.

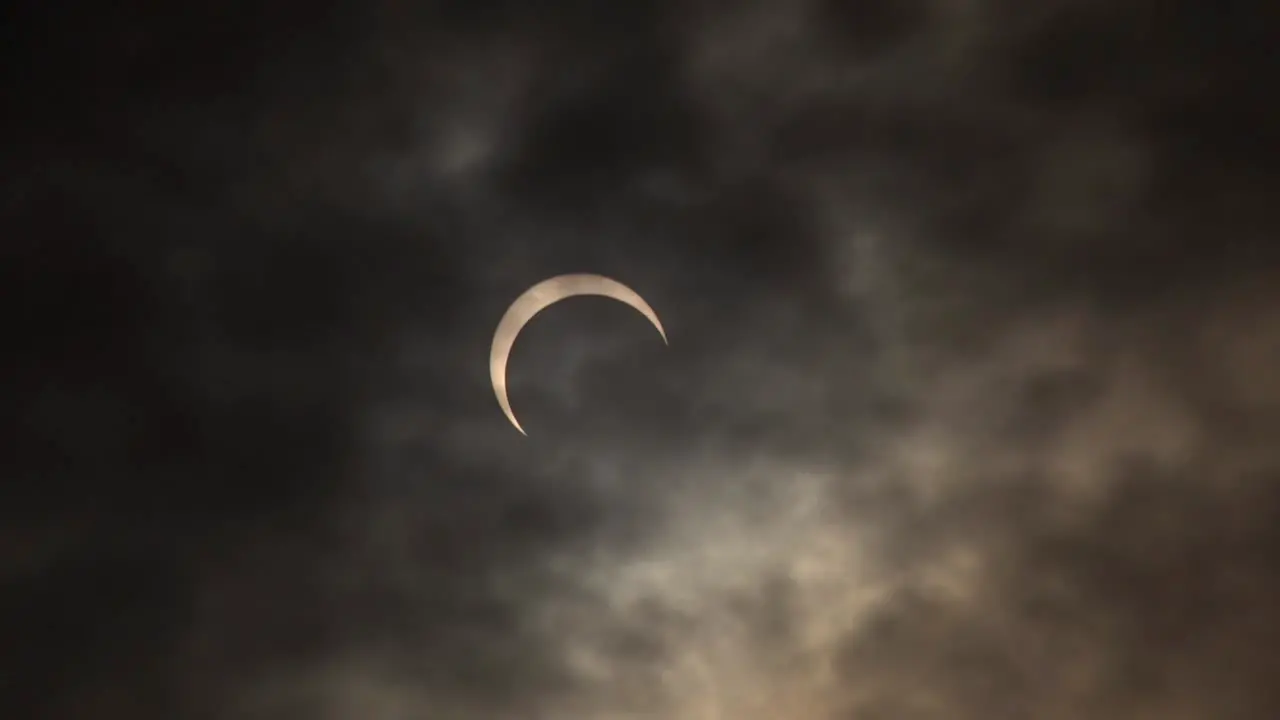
xmin=4 ymin=1 xmax=1279 ymax=718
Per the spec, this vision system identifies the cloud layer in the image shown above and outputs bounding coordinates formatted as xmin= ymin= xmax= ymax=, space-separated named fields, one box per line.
xmin=4 ymin=1 xmax=1278 ymax=718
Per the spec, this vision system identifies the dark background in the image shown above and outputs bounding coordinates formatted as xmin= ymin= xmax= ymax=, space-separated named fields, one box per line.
xmin=4 ymin=1 xmax=1279 ymax=718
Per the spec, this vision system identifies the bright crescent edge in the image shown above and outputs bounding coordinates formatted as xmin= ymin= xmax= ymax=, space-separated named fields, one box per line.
xmin=489 ymin=274 xmax=668 ymax=436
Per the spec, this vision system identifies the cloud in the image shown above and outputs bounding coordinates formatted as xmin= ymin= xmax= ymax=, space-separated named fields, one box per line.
xmin=4 ymin=1 xmax=1278 ymax=719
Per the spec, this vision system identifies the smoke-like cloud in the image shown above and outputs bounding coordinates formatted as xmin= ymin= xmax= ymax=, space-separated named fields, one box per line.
xmin=4 ymin=1 xmax=1277 ymax=718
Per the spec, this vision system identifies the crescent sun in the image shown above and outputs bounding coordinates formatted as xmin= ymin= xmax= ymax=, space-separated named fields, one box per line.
xmin=489 ymin=273 xmax=668 ymax=435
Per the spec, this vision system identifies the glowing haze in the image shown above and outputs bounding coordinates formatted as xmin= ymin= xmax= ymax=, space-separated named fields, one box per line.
xmin=3 ymin=1 xmax=1278 ymax=719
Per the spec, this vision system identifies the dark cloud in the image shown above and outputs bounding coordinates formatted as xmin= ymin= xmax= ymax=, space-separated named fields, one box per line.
xmin=3 ymin=1 xmax=1278 ymax=718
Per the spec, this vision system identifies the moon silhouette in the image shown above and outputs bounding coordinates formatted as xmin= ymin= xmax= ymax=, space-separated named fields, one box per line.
xmin=490 ymin=273 xmax=668 ymax=435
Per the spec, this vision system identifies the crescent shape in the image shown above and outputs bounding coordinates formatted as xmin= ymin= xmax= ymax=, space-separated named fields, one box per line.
xmin=490 ymin=273 xmax=668 ymax=435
